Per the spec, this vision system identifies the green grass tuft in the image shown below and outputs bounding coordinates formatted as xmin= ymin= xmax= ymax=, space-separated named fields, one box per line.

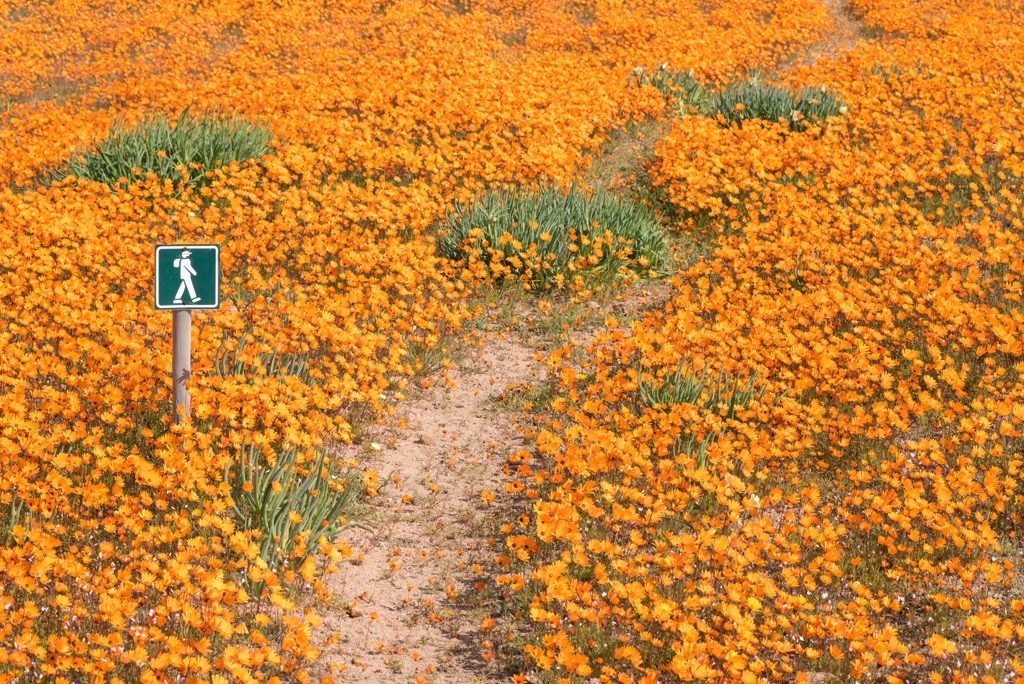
xmin=638 ymin=359 xmax=771 ymax=419
xmin=48 ymin=108 xmax=273 ymax=190
xmin=709 ymin=76 xmax=846 ymax=130
xmin=629 ymin=64 xmax=711 ymax=114
xmin=437 ymin=182 xmax=667 ymax=289
xmin=225 ymin=439 xmax=364 ymax=581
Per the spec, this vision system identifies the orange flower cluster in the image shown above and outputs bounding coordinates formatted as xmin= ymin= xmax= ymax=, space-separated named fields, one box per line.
xmin=0 ymin=0 xmax=829 ymax=680
xmin=504 ymin=1 xmax=1024 ymax=683
xmin=454 ymin=225 xmax=656 ymax=291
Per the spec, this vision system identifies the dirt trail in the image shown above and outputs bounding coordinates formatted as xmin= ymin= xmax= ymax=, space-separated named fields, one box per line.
xmin=792 ymin=0 xmax=868 ymax=68
xmin=319 ymin=337 xmax=540 ymax=683
xmin=313 ymin=3 xmax=868 ymax=681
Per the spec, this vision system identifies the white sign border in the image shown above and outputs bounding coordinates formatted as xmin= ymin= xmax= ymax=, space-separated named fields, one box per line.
xmin=154 ymin=244 xmax=221 ymax=311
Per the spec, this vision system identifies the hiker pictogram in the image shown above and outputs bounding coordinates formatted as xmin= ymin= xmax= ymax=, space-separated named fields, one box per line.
xmin=154 ymin=244 xmax=221 ymax=310
xmin=173 ymin=248 xmax=200 ymax=304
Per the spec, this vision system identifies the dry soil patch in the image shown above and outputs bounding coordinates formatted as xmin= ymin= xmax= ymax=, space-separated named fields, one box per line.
xmin=319 ymin=337 xmax=541 ymax=683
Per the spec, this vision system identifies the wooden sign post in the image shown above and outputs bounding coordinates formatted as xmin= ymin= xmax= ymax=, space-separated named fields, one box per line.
xmin=154 ymin=244 xmax=221 ymax=424
xmin=172 ymin=311 xmax=192 ymax=423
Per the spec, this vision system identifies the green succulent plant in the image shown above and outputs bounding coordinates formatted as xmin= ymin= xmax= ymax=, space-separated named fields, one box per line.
xmin=49 ymin=107 xmax=273 ymax=190
xmin=438 ymin=182 xmax=667 ymax=288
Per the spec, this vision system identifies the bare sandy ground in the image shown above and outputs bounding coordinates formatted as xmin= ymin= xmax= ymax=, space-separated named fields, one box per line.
xmin=319 ymin=337 xmax=540 ymax=683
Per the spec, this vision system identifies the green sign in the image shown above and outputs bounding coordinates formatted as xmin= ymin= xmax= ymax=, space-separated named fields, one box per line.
xmin=154 ymin=244 xmax=220 ymax=310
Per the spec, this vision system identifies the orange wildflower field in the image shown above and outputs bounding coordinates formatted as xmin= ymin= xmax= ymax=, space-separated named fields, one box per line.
xmin=1 ymin=0 xmax=1022 ymax=682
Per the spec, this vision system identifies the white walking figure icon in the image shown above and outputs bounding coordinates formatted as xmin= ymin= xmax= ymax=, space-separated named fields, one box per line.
xmin=172 ymin=248 xmax=201 ymax=304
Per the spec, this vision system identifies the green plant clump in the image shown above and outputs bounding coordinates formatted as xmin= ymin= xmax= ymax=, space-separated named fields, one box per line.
xmin=866 ymin=63 xmax=906 ymax=85
xmin=225 ymin=440 xmax=363 ymax=578
xmin=49 ymin=108 xmax=273 ymax=190
xmin=639 ymin=361 xmax=785 ymax=467
xmin=438 ymin=182 xmax=667 ymax=288
xmin=215 ymin=333 xmax=311 ymax=385
xmin=638 ymin=359 xmax=769 ymax=419
xmin=1 ymin=491 xmax=34 ymax=547
xmin=709 ymin=77 xmax=846 ymax=130
xmin=629 ymin=64 xmax=710 ymax=113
